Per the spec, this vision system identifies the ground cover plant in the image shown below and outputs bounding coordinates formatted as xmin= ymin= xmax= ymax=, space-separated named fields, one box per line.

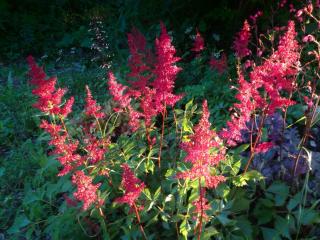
xmin=1 ymin=0 xmax=320 ymax=239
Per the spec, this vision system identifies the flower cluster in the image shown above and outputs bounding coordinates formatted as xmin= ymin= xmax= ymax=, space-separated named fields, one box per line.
xmin=114 ymin=164 xmax=145 ymax=207
xmin=233 ymin=20 xmax=251 ymax=58
xmin=127 ymin=27 xmax=152 ymax=90
xmin=250 ymin=21 xmax=299 ymax=114
xmin=83 ymin=134 xmax=109 ymax=164
xmin=107 ymin=23 xmax=182 ymax=132
xmin=107 ymin=72 xmax=131 ymax=110
xmin=152 ymin=23 xmax=182 ymax=110
xmin=220 ymin=73 xmax=259 ymax=146
xmin=28 ymin=58 xmax=105 ymax=210
xmin=85 ymin=85 xmax=105 ymax=119
xmin=27 ymin=56 xmax=74 ymax=117
xmin=192 ymin=30 xmax=205 ymax=53
xmin=178 ymin=100 xmax=225 ymax=187
xmin=177 ymin=100 xmax=225 ymax=220
xmin=27 ymin=58 xmax=81 ymax=176
xmin=40 ymin=120 xmax=82 ymax=176
xmin=221 ymin=21 xmax=300 ymax=148
xmin=72 ymin=170 xmax=103 ymax=210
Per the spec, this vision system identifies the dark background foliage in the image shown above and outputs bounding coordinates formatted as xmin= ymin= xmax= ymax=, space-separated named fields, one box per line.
xmin=0 ymin=0 xmax=294 ymax=63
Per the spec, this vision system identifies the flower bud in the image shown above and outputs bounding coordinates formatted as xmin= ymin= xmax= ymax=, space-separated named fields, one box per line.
xmin=296 ymin=9 xmax=303 ymax=17
xmin=303 ymin=34 xmax=315 ymax=42
xmin=307 ymin=4 xmax=313 ymax=13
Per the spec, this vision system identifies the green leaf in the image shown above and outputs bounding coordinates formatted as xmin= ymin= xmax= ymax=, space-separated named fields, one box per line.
xmin=144 ymin=158 xmax=155 ymax=174
xmin=203 ymin=227 xmax=219 ymax=239
xmin=287 ymin=191 xmax=303 ymax=211
xmin=231 ymin=196 xmax=250 ymax=212
xmin=185 ymin=99 xmax=194 ymax=111
xmin=23 ymin=190 xmax=42 ymax=205
xmin=261 ymin=227 xmax=281 ymax=240
xmin=215 ymin=183 xmax=230 ymax=199
xmin=165 ymin=168 xmax=174 ymax=178
xmin=254 ymin=200 xmax=274 ymax=225
xmin=179 ymin=219 xmax=190 ymax=240
xmin=275 ymin=215 xmax=291 ymax=239
xmin=143 ymin=188 xmax=152 ymax=200
xmin=182 ymin=118 xmax=193 ymax=133
xmin=232 ymin=170 xmax=264 ymax=187
xmin=297 ymin=208 xmax=319 ymax=225
xmin=153 ymin=187 xmax=161 ymax=201
xmin=267 ymin=182 xmax=289 ymax=206
xmin=7 ymin=214 xmax=30 ymax=234
xmin=236 ymin=217 xmax=253 ymax=238
xmin=189 ymin=188 xmax=199 ymax=203
xmin=231 ymin=143 xmax=250 ymax=155
xmin=216 ymin=212 xmax=234 ymax=226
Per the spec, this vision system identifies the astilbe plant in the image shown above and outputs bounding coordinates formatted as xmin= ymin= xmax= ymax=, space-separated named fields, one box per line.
xmin=27 ymin=57 xmax=106 ymax=215
xmin=27 ymin=22 xmax=193 ymax=238
xmin=221 ymin=20 xmax=300 ymax=173
xmin=107 ymin=23 xmax=182 ymax=166
xmin=177 ymin=100 xmax=225 ymax=239
xmin=27 ymin=3 xmax=320 ymax=238
xmin=233 ymin=20 xmax=252 ymax=59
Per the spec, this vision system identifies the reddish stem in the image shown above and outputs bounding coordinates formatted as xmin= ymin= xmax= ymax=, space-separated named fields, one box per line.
xmin=158 ymin=108 xmax=166 ymax=168
xmin=133 ymin=203 xmax=147 ymax=240
xmin=293 ymin=96 xmax=319 ymax=176
xmin=244 ymin=112 xmax=267 ymax=173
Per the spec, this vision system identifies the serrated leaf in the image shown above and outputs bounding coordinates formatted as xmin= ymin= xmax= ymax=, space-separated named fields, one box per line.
xmin=254 ymin=200 xmax=274 ymax=225
xmin=232 ymin=143 xmax=250 ymax=155
xmin=275 ymin=215 xmax=291 ymax=239
xmin=215 ymin=183 xmax=230 ymax=199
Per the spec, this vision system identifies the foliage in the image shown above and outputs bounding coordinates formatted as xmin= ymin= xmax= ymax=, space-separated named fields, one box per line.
xmin=1 ymin=1 xmax=320 ymax=240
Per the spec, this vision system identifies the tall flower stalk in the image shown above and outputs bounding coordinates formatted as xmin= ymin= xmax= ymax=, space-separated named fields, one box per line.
xmin=177 ymin=100 xmax=225 ymax=239
xmin=107 ymin=23 xmax=182 ymax=168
